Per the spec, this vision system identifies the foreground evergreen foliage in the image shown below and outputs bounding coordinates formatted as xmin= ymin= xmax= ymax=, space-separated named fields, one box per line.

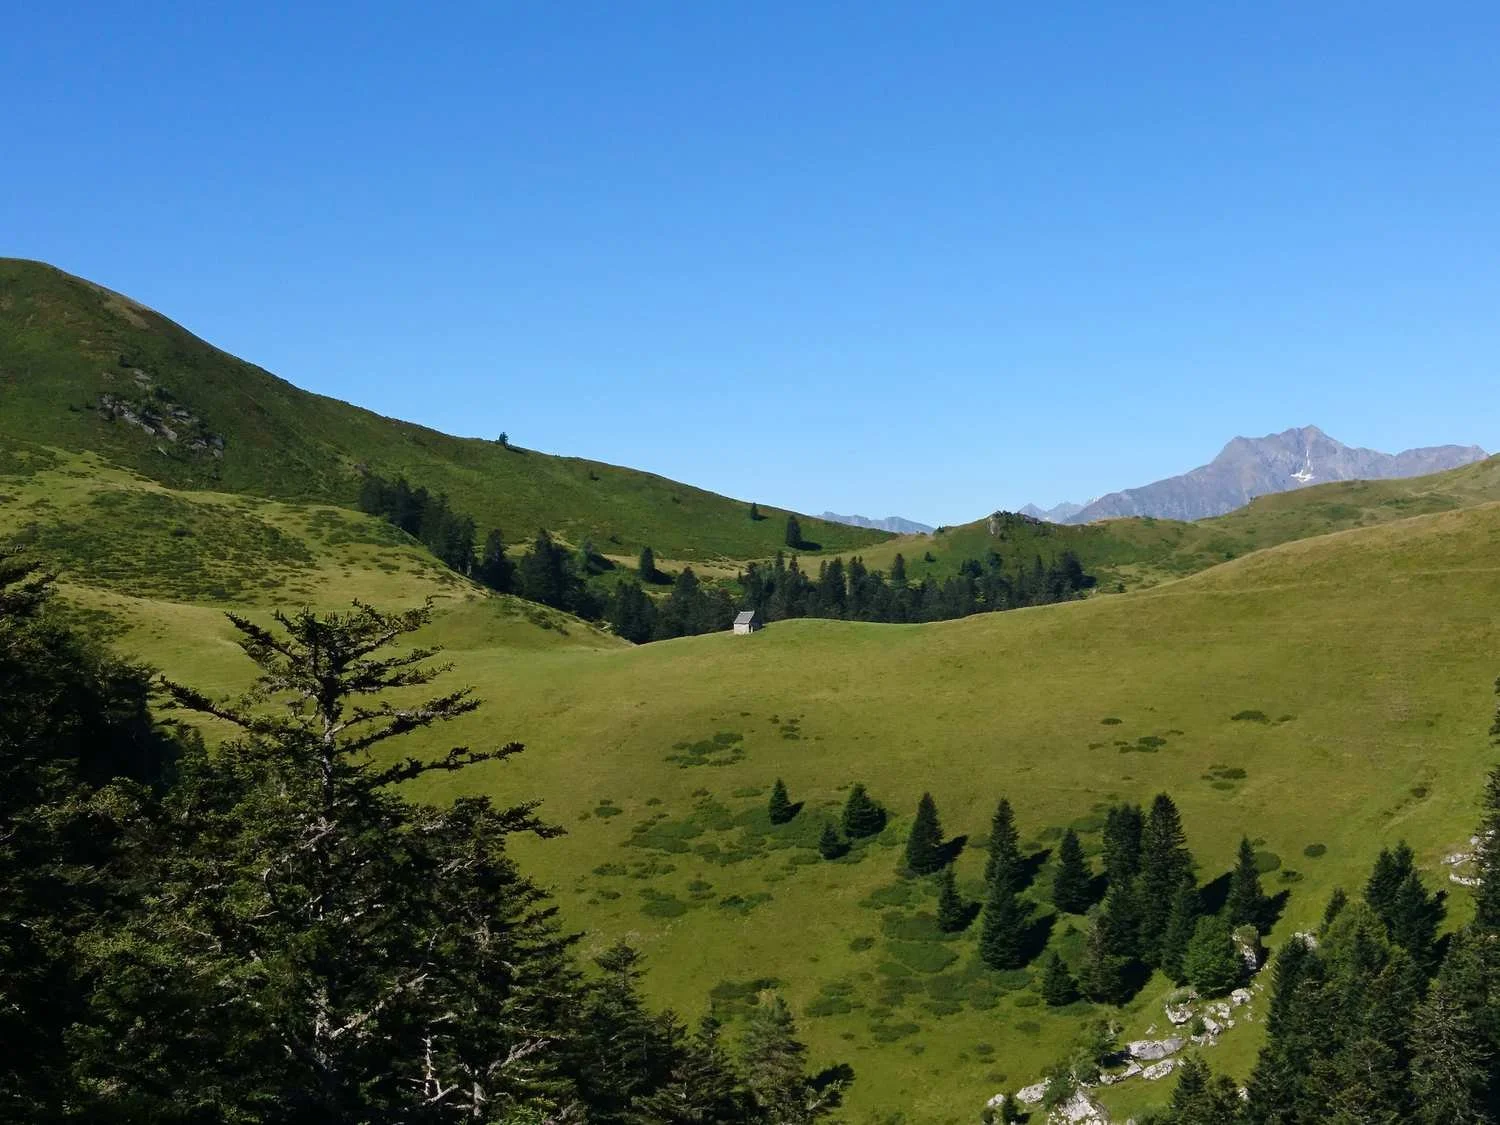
xmin=0 ymin=557 xmax=850 ymax=1123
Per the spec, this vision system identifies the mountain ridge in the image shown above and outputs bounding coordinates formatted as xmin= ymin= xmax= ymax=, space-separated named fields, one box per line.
xmin=820 ymin=511 xmax=934 ymax=534
xmin=1024 ymin=426 xmax=1486 ymax=524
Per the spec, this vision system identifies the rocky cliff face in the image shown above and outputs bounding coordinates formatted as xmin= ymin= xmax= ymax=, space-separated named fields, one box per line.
xmin=1060 ymin=426 xmax=1487 ymax=523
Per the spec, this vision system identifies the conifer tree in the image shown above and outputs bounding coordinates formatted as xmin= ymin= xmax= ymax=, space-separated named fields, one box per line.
xmin=1226 ymin=836 xmax=1266 ymax=929
xmin=984 ymin=797 xmax=1023 ymax=893
xmin=1078 ymin=914 xmax=1129 ymax=1005
xmin=1385 ymin=869 xmax=1446 ymax=972
xmin=979 ymin=878 xmax=1033 ymax=970
xmin=1098 ymin=883 xmax=1141 ymax=965
xmin=1473 ymin=762 xmax=1500 ymax=934
xmin=1041 ymin=952 xmax=1079 ymax=1006
xmin=784 ymin=516 xmax=803 ymax=550
xmin=904 ymin=792 xmax=945 ymax=875
xmin=840 ymin=783 xmax=886 ymax=838
xmin=1243 ymin=935 xmax=1325 ymax=1122
xmin=1159 ymin=878 xmax=1201 ymax=983
xmin=1365 ymin=841 xmax=1416 ymax=924
xmin=936 ymin=867 xmax=969 ymax=933
xmin=1410 ymin=931 xmax=1499 ymax=1125
xmin=136 ymin=602 xmax=581 ymax=1120
xmin=1183 ymin=914 xmax=1242 ymax=996
xmin=1164 ymin=1055 xmax=1242 ymax=1125
xmin=638 ymin=545 xmax=657 ymax=581
xmin=818 ymin=822 xmax=844 ymax=861
xmin=1137 ymin=793 xmax=1194 ymax=962
xmin=768 ymin=778 xmax=794 ymax=824
xmin=1051 ymin=828 xmax=1092 ymax=914
xmin=475 ymin=528 xmax=515 ymax=592
xmin=1101 ymin=802 xmax=1144 ymax=890
xmin=740 ymin=993 xmax=846 ymax=1122
xmin=749 ymin=502 xmax=761 ymax=521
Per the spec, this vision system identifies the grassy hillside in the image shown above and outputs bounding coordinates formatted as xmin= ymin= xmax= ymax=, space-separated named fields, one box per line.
xmin=46 ymin=478 xmax=1500 ymax=1120
xmin=0 ymin=259 xmax=888 ymax=561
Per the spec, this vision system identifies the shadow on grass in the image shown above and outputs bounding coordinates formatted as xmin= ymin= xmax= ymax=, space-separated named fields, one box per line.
xmin=937 ymin=834 xmax=969 ymax=866
xmin=1019 ymin=848 xmax=1052 ymax=890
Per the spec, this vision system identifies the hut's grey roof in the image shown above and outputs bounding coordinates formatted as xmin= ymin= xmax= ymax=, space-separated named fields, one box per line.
xmin=734 ymin=610 xmax=757 ymax=625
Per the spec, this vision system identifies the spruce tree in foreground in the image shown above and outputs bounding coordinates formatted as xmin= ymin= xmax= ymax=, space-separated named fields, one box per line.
xmin=1041 ymin=952 xmax=1079 ymax=1006
xmin=740 ymin=993 xmax=847 ymax=1122
xmin=936 ymin=867 xmax=969 ymax=932
xmin=1137 ymin=793 xmax=1194 ymax=962
xmin=1078 ymin=913 xmax=1130 ymax=1004
xmin=979 ymin=879 xmax=1033 ymax=970
xmin=785 ymin=515 xmax=803 ymax=550
xmin=1051 ymin=828 xmax=1092 ymax=913
xmin=1101 ymin=802 xmax=1144 ymax=890
xmin=984 ymin=797 xmax=1023 ymax=893
xmin=137 ymin=602 xmax=579 ymax=1120
xmin=768 ymin=778 xmax=795 ymax=824
xmin=1473 ymin=762 xmax=1500 ymax=933
xmin=1163 ymin=1055 xmax=1242 ymax=1124
xmin=841 ymin=783 xmax=886 ymax=838
xmin=1226 ymin=836 xmax=1265 ymax=929
xmin=1158 ymin=878 xmax=1202 ymax=983
xmin=904 ymin=792 xmax=945 ymax=875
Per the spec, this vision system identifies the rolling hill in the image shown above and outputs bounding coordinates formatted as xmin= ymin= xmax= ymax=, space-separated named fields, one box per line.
xmin=0 ymin=258 xmax=889 ymax=561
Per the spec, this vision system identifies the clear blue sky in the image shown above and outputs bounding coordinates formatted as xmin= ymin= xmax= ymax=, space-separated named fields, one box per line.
xmin=7 ymin=3 xmax=1498 ymax=524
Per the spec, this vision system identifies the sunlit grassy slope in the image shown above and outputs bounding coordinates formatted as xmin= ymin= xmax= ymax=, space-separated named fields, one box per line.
xmin=47 ymin=469 xmax=1498 ymax=1121
xmin=0 ymin=259 xmax=888 ymax=560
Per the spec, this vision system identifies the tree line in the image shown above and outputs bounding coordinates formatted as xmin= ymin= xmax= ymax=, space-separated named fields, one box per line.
xmin=0 ymin=549 xmax=850 ymax=1123
xmin=355 ymin=472 xmax=1097 ymax=644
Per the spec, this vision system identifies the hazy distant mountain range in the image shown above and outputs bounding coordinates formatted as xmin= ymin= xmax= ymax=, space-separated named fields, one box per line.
xmin=820 ymin=512 xmax=935 ymax=535
xmin=1024 ymin=426 xmax=1488 ymax=524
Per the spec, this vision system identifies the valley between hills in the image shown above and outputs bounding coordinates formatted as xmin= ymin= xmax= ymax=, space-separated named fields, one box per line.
xmin=5 ymin=259 xmax=1500 ymax=1121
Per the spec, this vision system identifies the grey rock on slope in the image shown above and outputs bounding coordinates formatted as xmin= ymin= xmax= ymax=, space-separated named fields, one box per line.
xmin=1064 ymin=426 xmax=1487 ymax=524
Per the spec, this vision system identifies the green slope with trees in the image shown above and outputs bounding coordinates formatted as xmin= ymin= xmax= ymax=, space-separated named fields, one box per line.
xmin=0 ymin=258 xmax=889 ymax=561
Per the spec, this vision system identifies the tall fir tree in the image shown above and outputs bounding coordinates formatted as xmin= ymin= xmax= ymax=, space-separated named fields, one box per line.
xmin=978 ymin=879 xmax=1033 ymax=970
xmin=904 ymin=792 xmax=945 ymax=875
xmin=1163 ymin=1055 xmax=1242 ymax=1125
xmin=1158 ymin=878 xmax=1201 ymax=984
xmin=1384 ymin=868 xmax=1446 ymax=972
xmin=1243 ymin=936 xmax=1326 ymax=1123
xmin=1041 ymin=952 xmax=1080 ymax=1007
xmin=984 ymin=797 xmax=1023 ymax=893
xmin=1410 ymin=931 xmax=1499 ymax=1125
xmin=1474 ymin=762 xmax=1500 ymax=934
xmin=1051 ymin=828 xmax=1093 ymax=914
xmin=638 ymin=545 xmax=657 ymax=581
xmin=784 ymin=516 xmax=803 ymax=550
xmin=1226 ymin=836 xmax=1266 ymax=929
xmin=1078 ymin=913 xmax=1130 ymax=1005
xmin=475 ymin=528 xmax=515 ymax=592
xmin=841 ymin=783 xmax=886 ymax=839
xmin=1365 ymin=842 xmax=1416 ymax=924
xmin=936 ymin=866 xmax=969 ymax=933
xmin=1101 ymin=802 xmax=1144 ymax=890
xmin=768 ymin=778 xmax=795 ymax=825
xmin=739 ymin=993 xmax=846 ymax=1122
xmin=1137 ymin=793 xmax=1194 ymax=963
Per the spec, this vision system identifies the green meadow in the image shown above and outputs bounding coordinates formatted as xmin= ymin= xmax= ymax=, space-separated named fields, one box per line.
xmin=8 ymin=436 xmax=1499 ymax=1120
